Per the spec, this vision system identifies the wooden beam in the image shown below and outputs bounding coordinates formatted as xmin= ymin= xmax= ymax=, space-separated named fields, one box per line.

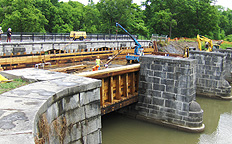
xmin=76 ymin=64 xmax=140 ymax=78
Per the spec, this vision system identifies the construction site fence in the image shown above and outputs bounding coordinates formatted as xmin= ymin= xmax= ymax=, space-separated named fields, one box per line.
xmin=0 ymin=32 xmax=139 ymax=42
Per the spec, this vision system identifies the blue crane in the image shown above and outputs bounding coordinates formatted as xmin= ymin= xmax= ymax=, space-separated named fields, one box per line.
xmin=116 ymin=23 xmax=143 ymax=62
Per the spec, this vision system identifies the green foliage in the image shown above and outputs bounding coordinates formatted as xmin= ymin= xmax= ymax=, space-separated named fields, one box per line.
xmin=224 ymin=34 xmax=232 ymax=42
xmin=0 ymin=0 xmax=231 ymax=40
xmin=1 ymin=0 xmax=48 ymax=32
xmin=219 ymin=43 xmax=232 ymax=49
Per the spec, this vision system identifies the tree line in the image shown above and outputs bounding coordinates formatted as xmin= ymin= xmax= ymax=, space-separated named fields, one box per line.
xmin=0 ymin=0 xmax=232 ymax=41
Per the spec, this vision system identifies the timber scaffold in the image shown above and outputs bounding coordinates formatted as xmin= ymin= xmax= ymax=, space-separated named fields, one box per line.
xmin=0 ymin=46 xmax=154 ymax=70
xmin=76 ymin=64 xmax=140 ymax=115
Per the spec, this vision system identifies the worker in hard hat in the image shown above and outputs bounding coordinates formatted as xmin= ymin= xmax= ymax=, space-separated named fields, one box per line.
xmin=0 ymin=27 xmax=3 ymax=42
xmin=96 ymin=56 xmax=103 ymax=70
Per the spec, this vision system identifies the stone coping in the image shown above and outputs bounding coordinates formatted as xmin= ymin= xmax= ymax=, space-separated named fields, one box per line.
xmin=0 ymin=68 xmax=101 ymax=143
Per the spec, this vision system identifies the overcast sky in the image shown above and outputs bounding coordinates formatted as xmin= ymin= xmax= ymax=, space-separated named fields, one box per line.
xmin=72 ymin=0 xmax=232 ymax=10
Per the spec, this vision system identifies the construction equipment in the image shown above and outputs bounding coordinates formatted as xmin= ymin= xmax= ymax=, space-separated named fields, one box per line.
xmin=70 ymin=31 xmax=87 ymax=41
xmin=116 ymin=23 xmax=143 ymax=63
xmin=183 ymin=46 xmax=196 ymax=58
xmin=197 ymin=34 xmax=222 ymax=52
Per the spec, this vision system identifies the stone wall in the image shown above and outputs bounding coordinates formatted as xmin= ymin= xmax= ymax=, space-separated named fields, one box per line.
xmin=214 ymin=49 xmax=232 ymax=83
xmin=0 ymin=69 xmax=102 ymax=143
xmin=189 ymin=51 xmax=232 ymax=99
xmin=136 ymin=55 xmax=204 ymax=132
xmin=0 ymin=40 xmax=150 ymax=56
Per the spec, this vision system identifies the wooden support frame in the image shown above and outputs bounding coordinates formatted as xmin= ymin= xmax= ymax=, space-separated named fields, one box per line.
xmin=77 ymin=64 xmax=140 ymax=115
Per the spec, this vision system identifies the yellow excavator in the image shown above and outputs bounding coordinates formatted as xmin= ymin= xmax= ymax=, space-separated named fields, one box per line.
xmin=197 ymin=34 xmax=223 ymax=52
xmin=183 ymin=34 xmax=223 ymax=57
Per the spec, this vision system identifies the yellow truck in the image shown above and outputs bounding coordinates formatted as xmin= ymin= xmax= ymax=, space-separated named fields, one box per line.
xmin=70 ymin=31 xmax=87 ymax=41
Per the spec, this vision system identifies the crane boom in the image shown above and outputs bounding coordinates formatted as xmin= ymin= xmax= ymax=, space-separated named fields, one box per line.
xmin=116 ymin=23 xmax=141 ymax=48
xmin=116 ymin=23 xmax=141 ymax=56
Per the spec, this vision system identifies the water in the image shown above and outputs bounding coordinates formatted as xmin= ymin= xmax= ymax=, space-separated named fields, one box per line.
xmin=102 ymin=96 xmax=232 ymax=144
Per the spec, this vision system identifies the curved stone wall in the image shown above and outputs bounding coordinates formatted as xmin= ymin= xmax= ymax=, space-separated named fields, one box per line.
xmin=0 ymin=69 xmax=102 ymax=143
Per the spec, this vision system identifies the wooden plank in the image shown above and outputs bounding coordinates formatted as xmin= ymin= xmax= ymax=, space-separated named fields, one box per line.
xmin=116 ymin=75 xmax=121 ymax=100
xmin=109 ymin=76 xmax=114 ymax=103
xmin=124 ymin=73 xmax=128 ymax=97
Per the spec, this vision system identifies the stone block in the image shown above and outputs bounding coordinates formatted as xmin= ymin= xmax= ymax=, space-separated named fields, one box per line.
xmin=153 ymin=84 xmax=165 ymax=91
xmin=80 ymin=88 xmax=100 ymax=106
xmin=65 ymin=107 xmax=85 ymax=126
xmin=46 ymin=102 xmax=59 ymax=124
xmin=147 ymin=77 xmax=160 ymax=84
xmin=164 ymin=100 xmax=176 ymax=109
xmin=82 ymin=116 xmax=101 ymax=136
xmin=152 ymin=97 xmax=164 ymax=106
xmin=147 ymin=90 xmax=162 ymax=97
xmin=85 ymin=101 xmax=101 ymax=119
xmin=162 ymin=92 xmax=175 ymax=100
xmin=63 ymin=94 xmax=80 ymax=111
xmin=67 ymin=122 xmax=82 ymax=143
xmin=151 ymin=64 xmax=162 ymax=71
xmin=83 ymin=130 xmax=102 ymax=144
xmin=139 ymin=82 xmax=152 ymax=90
xmin=147 ymin=104 xmax=160 ymax=110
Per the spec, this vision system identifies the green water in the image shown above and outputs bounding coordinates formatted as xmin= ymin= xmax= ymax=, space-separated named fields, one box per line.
xmin=102 ymin=96 xmax=232 ymax=144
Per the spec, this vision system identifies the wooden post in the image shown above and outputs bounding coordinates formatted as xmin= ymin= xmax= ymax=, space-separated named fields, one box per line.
xmin=116 ymin=75 xmax=121 ymax=100
xmin=124 ymin=73 xmax=128 ymax=97
xmin=109 ymin=76 xmax=114 ymax=103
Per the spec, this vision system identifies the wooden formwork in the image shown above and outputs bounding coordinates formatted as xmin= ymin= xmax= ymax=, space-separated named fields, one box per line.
xmin=0 ymin=46 xmax=154 ymax=70
xmin=76 ymin=64 xmax=140 ymax=115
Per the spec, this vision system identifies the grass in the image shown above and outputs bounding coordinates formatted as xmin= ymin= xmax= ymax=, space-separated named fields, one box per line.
xmin=0 ymin=78 xmax=30 ymax=94
xmin=220 ymin=42 xmax=232 ymax=49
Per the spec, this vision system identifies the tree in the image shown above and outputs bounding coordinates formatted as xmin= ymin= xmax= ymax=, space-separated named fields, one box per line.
xmin=1 ymin=0 xmax=48 ymax=32
xmin=82 ymin=4 xmax=101 ymax=33
xmin=96 ymin=0 xmax=132 ymax=34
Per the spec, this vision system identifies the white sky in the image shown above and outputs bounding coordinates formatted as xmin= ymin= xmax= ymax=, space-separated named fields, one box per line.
xmin=72 ymin=0 xmax=232 ymax=10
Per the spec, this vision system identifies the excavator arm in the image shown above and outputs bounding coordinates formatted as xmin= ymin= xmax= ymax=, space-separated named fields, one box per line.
xmin=197 ymin=34 xmax=214 ymax=52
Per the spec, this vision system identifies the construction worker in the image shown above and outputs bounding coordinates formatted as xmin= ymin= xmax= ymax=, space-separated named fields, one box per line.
xmin=96 ymin=56 xmax=102 ymax=70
